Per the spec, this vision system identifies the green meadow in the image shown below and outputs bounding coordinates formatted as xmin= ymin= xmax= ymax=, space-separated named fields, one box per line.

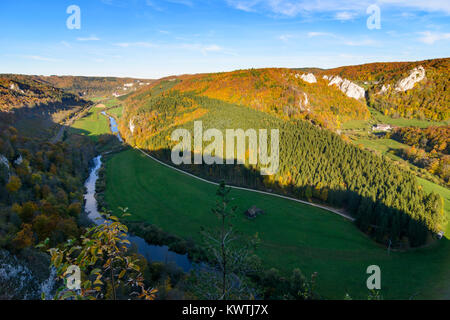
xmin=69 ymin=96 xmax=450 ymax=299
xmin=69 ymin=106 xmax=110 ymax=141
xmin=103 ymin=149 xmax=450 ymax=300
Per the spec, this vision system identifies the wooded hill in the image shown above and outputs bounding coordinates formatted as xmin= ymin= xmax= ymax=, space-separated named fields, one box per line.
xmin=0 ymin=78 xmax=96 ymax=264
xmin=35 ymin=75 xmax=154 ymax=98
xmin=153 ymin=68 xmax=370 ymax=129
xmin=388 ymin=126 xmax=449 ymax=185
xmin=319 ymin=58 xmax=449 ymax=121
xmin=119 ymin=90 xmax=446 ymax=248
xmin=0 ymin=74 xmax=87 ymax=112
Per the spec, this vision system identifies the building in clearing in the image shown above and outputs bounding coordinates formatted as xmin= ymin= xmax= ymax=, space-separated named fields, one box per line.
xmin=372 ymin=124 xmax=392 ymax=132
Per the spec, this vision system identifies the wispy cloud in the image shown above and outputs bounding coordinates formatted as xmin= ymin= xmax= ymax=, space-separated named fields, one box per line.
xmin=278 ymin=34 xmax=294 ymax=42
xmin=60 ymin=41 xmax=72 ymax=48
xmin=77 ymin=35 xmax=100 ymax=41
xmin=166 ymin=0 xmax=193 ymax=6
xmin=114 ymin=42 xmax=159 ymax=48
xmin=226 ymin=0 xmax=450 ymax=17
xmin=23 ymin=55 xmax=60 ymax=62
xmin=334 ymin=11 xmax=356 ymax=21
xmin=179 ymin=43 xmax=233 ymax=55
xmin=343 ymin=39 xmax=377 ymax=46
xmin=307 ymin=32 xmax=335 ymax=38
xmin=418 ymin=31 xmax=450 ymax=44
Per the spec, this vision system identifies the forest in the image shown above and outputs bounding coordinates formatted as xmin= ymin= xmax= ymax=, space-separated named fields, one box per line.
xmin=388 ymin=126 xmax=449 ymax=185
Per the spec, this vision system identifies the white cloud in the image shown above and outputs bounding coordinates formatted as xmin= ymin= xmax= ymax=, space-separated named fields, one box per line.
xmin=418 ymin=31 xmax=450 ymax=44
xmin=166 ymin=0 xmax=193 ymax=6
xmin=343 ymin=39 xmax=377 ymax=46
xmin=226 ymin=0 xmax=450 ymax=17
xmin=278 ymin=34 xmax=294 ymax=42
xmin=115 ymin=42 xmax=159 ymax=48
xmin=307 ymin=32 xmax=335 ymax=38
xmin=334 ymin=11 xmax=356 ymax=21
xmin=77 ymin=35 xmax=100 ymax=41
xmin=23 ymin=55 xmax=60 ymax=62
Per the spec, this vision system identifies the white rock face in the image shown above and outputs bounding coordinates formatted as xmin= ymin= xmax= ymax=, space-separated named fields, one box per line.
xmin=324 ymin=75 xmax=366 ymax=100
xmin=0 ymin=155 xmax=10 ymax=179
xmin=299 ymin=93 xmax=310 ymax=112
xmin=296 ymin=73 xmax=317 ymax=83
xmin=129 ymin=119 xmax=135 ymax=134
xmin=0 ymin=155 xmax=9 ymax=170
xmin=0 ymin=249 xmax=56 ymax=300
xmin=395 ymin=66 xmax=426 ymax=91
xmin=14 ymin=155 xmax=23 ymax=166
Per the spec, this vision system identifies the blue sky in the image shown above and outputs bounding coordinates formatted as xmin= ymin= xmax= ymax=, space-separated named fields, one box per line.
xmin=1 ymin=0 xmax=449 ymax=78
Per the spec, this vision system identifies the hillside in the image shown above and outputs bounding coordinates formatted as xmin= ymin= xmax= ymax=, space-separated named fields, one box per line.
xmin=319 ymin=58 xmax=449 ymax=121
xmin=0 ymin=77 xmax=97 ymax=298
xmin=388 ymin=126 xmax=450 ymax=185
xmin=35 ymin=75 xmax=154 ymax=98
xmin=119 ymin=89 xmax=446 ymax=248
xmin=126 ymin=68 xmax=370 ymax=129
xmin=0 ymin=74 xmax=86 ymax=113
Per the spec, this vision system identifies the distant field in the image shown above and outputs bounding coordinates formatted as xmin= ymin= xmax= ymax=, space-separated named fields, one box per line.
xmin=104 ymin=148 xmax=450 ymax=299
xmin=107 ymin=105 xmax=123 ymax=119
xmin=69 ymin=106 xmax=109 ymax=141
xmin=341 ymin=107 xmax=448 ymax=130
xmin=354 ymin=138 xmax=407 ymax=162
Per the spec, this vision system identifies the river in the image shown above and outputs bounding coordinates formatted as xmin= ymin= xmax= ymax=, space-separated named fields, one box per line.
xmin=83 ymin=114 xmax=193 ymax=272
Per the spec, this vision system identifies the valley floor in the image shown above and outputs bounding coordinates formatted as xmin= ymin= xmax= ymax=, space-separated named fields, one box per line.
xmin=103 ymin=148 xmax=450 ymax=300
xmin=69 ymin=103 xmax=450 ymax=300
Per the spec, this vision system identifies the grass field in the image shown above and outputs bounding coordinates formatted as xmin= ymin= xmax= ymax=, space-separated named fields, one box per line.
xmin=341 ymin=107 xmax=448 ymax=130
xmin=69 ymin=106 xmax=110 ymax=141
xmin=107 ymin=105 xmax=123 ymax=119
xmin=103 ymin=149 xmax=450 ymax=299
xmin=354 ymin=138 xmax=408 ymax=162
xmin=418 ymin=177 xmax=450 ymax=235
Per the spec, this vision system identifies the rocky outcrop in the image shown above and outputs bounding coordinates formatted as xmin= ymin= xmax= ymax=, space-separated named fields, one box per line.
xmin=0 ymin=249 xmax=56 ymax=300
xmin=0 ymin=155 xmax=10 ymax=181
xmin=14 ymin=155 xmax=23 ymax=166
xmin=395 ymin=66 xmax=426 ymax=91
xmin=323 ymin=75 xmax=365 ymax=100
xmin=129 ymin=119 xmax=135 ymax=134
xmin=299 ymin=93 xmax=310 ymax=112
xmin=296 ymin=73 xmax=317 ymax=84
